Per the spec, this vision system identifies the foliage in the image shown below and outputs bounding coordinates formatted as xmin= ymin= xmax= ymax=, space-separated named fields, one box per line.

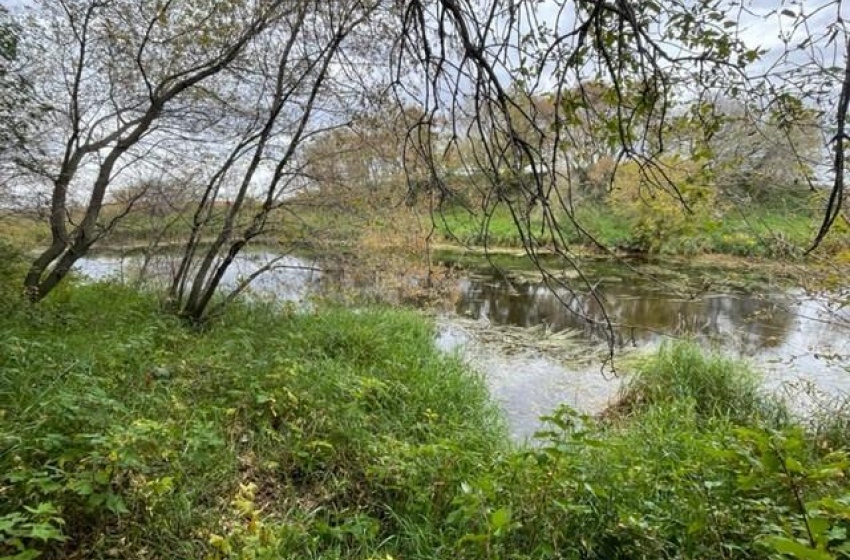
xmin=5 ymin=278 xmax=850 ymax=559
xmin=615 ymin=341 xmax=779 ymax=423
xmin=429 ymin=186 xmax=848 ymax=258
xmin=444 ymin=402 xmax=850 ymax=560
xmin=608 ymin=157 xmax=720 ymax=253
xmin=0 ymin=281 xmax=503 ymax=559
xmin=440 ymin=342 xmax=850 ymax=560
xmin=0 ymin=4 xmax=37 ymax=167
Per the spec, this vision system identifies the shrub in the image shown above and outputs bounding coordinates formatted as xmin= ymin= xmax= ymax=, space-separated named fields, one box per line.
xmin=609 ymin=157 xmax=721 ymax=254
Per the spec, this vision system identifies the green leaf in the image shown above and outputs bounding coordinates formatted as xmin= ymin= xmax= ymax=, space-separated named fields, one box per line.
xmin=1 ymin=549 xmax=41 ymax=560
xmin=0 ymin=513 xmax=26 ymax=534
xmin=761 ymin=536 xmax=834 ymax=560
xmin=785 ymin=457 xmax=804 ymax=474
xmin=105 ymin=494 xmax=129 ymax=515
xmin=22 ymin=503 xmax=59 ymax=517
xmin=24 ymin=521 xmax=65 ymax=542
xmin=72 ymin=480 xmax=93 ymax=496
xmin=489 ymin=508 xmax=511 ymax=531
xmin=808 ymin=516 xmax=831 ymax=545
xmin=828 ymin=525 xmax=847 ymax=541
xmin=94 ymin=469 xmax=112 ymax=484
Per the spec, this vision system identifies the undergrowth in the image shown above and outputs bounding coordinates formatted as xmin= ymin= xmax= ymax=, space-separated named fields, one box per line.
xmin=2 ymin=270 xmax=850 ymax=559
xmin=0 ymin=280 xmax=503 ymax=559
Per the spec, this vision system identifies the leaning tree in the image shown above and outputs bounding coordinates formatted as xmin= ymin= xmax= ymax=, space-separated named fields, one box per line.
xmin=13 ymin=0 xmax=293 ymax=302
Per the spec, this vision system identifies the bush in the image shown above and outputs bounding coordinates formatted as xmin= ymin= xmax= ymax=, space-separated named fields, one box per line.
xmin=444 ymin=401 xmax=850 ymax=560
xmin=608 ymin=158 xmax=721 ymax=254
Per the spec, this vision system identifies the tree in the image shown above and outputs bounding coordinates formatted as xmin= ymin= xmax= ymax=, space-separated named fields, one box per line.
xmin=166 ymin=0 xmax=389 ymax=321
xmin=8 ymin=0 xmax=850 ymax=323
xmin=609 ymin=156 xmax=718 ymax=253
xmin=303 ymin=108 xmax=411 ymax=202
xmin=666 ymin=97 xmax=822 ymax=204
xmin=0 ymin=5 xmax=41 ymax=209
xmin=0 ymin=5 xmax=28 ymax=153
xmin=15 ymin=0 xmax=292 ymax=301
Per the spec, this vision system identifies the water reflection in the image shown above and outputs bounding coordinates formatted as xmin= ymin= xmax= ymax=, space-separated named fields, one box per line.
xmin=77 ymin=251 xmax=323 ymax=303
xmin=75 ymin=252 xmax=850 ymax=365
xmin=456 ymin=276 xmax=804 ymax=354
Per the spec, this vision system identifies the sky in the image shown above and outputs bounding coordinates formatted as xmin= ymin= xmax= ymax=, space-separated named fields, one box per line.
xmin=0 ymin=0 xmax=842 ymax=209
xmin=1 ymin=0 xmax=840 ymax=70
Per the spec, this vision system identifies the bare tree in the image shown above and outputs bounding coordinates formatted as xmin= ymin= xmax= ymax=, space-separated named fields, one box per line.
xmin=166 ymin=0 xmax=389 ymax=321
xmin=14 ymin=0 xmax=290 ymax=301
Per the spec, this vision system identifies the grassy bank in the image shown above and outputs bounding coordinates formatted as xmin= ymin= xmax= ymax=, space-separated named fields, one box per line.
xmin=434 ymin=200 xmax=850 ymax=258
xmin=10 ymin=188 xmax=847 ymax=263
xmin=0 ymin=277 xmax=504 ymax=559
xmin=3 ymin=269 xmax=850 ymax=558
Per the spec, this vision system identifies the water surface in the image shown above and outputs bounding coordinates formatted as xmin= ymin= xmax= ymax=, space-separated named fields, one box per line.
xmin=75 ymin=252 xmax=850 ymax=439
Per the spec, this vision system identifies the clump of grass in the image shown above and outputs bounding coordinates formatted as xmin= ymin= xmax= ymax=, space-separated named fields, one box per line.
xmin=613 ymin=341 xmax=780 ymax=423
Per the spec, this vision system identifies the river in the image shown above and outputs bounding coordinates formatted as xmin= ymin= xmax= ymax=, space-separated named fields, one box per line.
xmin=74 ymin=251 xmax=850 ymax=440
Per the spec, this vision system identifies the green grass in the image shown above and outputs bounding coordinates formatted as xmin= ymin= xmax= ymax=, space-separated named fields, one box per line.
xmin=434 ymin=205 xmax=536 ymax=248
xmin=615 ymin=341 xmax=782 ymax=423
xmin=433 ymin=199 xmax=850 ymax=258
xmin=3 ymin=264 xmax=850 ymax=559
xmin=0 ymin=279 xmax=504 ymax=559
xmin=12 ymin=185 xmax=845 ymax=261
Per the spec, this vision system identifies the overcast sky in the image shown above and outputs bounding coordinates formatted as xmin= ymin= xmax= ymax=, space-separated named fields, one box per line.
xmin=3 ymin=0 xmax=840 ymax=66
xmin=1 ymin=0 xmax=841 ymax=197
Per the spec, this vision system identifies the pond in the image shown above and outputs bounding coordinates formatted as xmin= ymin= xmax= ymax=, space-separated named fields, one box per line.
xmin=75 ymin=250 xmax=850 ymax=440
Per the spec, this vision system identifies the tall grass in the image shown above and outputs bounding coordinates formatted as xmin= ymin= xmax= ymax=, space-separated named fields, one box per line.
xmin=616 ymin=341 xmax=777 ymax=422
xmin=0 ymin=280 xmax=504 ymax=559
xmin=2 ymin=271 xmax=850 ymax=559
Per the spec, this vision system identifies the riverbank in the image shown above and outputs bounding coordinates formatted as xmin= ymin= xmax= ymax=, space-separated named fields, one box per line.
xmin=0 ymin=279 xmax=505 ymax=559
xmin=433 ymin=197 xmax=850 ymax=257
xmin=4 ymin=272 xmax=850 ymax=559
xmin=7 ymin=195 xmax=850 ymax=267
